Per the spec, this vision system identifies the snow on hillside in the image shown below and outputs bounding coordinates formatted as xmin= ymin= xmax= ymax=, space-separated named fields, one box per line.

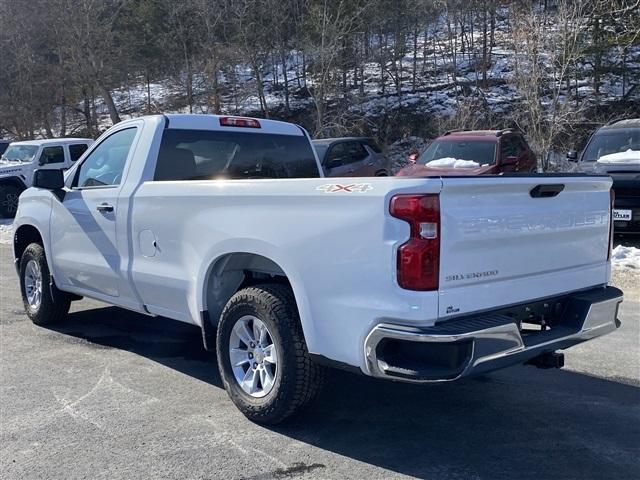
xmin=77 ymin=9 xmax=639 ymax=138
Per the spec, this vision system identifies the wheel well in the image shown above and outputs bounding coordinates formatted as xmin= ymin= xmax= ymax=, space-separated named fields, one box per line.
xmin=375 ymin=170 xmax=388 ymax=176
xmin=203 ymin=253 xmax=290 ymax=329
xmin=0 ymin=177 xmax=27 ymax=191
xmin=14 ymin=225 xmax=43 ymax=262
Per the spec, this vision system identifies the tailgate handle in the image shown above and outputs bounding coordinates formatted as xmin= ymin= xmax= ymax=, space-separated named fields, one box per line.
xmin=530 ymin=184 xmax=564 ymax=198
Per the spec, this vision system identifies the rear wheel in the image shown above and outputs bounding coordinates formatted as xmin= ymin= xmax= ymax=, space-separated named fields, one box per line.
xmin=19 ymin=243 xmax=70 ymax=325
xmin=216 ymin=284 xmax=325 ymax=424
xmin=0 ymin=184 xmax=21 ymax=218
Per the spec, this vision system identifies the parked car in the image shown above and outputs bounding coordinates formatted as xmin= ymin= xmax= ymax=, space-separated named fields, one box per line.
xmin=13 ymin=114 xmax=622 ymax=424
xmin=0 ymin=138 xmax=93 ymax=217
xmin=568 ymin=118 xmax=640 ymax=234
xmin=0 ymin=139 xmax=10 ymax=156
xmin=397 ymin=129 xmax=537 ymax=176
xmin=312 ymin=137 xmax=389 ymax=176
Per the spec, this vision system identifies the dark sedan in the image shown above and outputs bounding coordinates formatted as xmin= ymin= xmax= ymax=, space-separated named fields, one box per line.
xmin=312 ymin=137 xmax=389 ymax=177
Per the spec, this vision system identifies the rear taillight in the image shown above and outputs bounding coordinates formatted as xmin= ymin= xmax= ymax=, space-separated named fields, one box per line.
xmin=608 ymin=188 xmax=615 ymax=260
xmin=219 ymin=116 xmax=261 ymax=128
xmin=390 ymin=194 xmax=440 ymax=291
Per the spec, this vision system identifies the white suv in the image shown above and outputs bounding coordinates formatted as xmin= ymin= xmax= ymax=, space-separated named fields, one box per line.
xmin=0 ymin=138 xmax=93 ymax=217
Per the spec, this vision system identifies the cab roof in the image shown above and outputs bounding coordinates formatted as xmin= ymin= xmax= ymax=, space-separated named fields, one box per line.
xmin=10 ymin=138 xmax=93 ymax=147
xmin=162 ymin=114 xmax=305 ymax=136
xmin=600 ymin=118 xmax=640 ymax=131
xmin=312 ymin=137 xmax=374 ymax=145
xmin=440 ymin=129 xmax=518 ymax=139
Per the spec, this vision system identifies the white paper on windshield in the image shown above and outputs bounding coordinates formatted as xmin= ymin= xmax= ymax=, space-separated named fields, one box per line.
xmin=426 ymin=157 xmax=480 ymax=168
xmin=597 ymin=149 xmax=640 ymax=164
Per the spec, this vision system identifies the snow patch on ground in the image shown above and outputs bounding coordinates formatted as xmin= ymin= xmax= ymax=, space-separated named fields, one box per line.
xmin=611 ymin=245 xmax=640 ymax=270
xmin=0 ymin=219 xmax=14 ymax=245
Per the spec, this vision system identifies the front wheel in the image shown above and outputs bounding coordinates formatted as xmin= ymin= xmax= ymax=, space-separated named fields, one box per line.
xmin=216 ymin=284 xmax=325 ymax=424
xmin=19 ymin=243 xmax=70 ymax=325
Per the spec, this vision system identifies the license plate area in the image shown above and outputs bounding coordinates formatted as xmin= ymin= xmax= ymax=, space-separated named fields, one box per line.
xmin=613 ymin=209 xmax=632 ymax=221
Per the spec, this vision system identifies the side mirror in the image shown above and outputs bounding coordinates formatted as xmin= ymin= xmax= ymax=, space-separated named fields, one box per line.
xmin=567 ymin=150 xmax=578 ymax=161
xmin=38 ymin=156 xmax=46 ymax=166
xmin=408 ymin=153 xmax=418 ymax=163
xmin=33 ymin=169 xmax=64 ymax=190
xmin=327 ymin=158 xmax=344 ymax=169
xmin=503 ymin=155 xmax=518 ymax=166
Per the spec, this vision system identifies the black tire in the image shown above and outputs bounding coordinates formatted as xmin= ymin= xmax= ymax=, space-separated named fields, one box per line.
xmin=19 ymin=243 xmax=71 ymax=325
xmin=0 ymin=184 xmax=21 ymax=218
xmin=375 ymin=170 xmax=388 ymax=176
xmin=216 ymin=284 xmax=325 ymax=424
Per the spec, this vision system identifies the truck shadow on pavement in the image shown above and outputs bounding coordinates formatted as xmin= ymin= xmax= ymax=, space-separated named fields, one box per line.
xmin=47 ymin=305 xmax=223 ymax=388
xmin=47 ymin=305 xmax=639 ymax=480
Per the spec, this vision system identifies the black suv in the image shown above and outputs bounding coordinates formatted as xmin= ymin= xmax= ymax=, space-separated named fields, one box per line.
xmin=568 ymin=119 xmax=640 ymax=233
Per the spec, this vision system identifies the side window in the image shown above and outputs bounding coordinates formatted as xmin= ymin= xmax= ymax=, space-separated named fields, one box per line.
xmin=69 ymin=143 xmax=89 ymax=162
xmin=326 ymin=143 xmax=348 ymax=166
xmin=514 ymin=136 xmax=528 ymax=153
xmin=75 ymin=128 xmax=137 ymax=188
xmin=344 ymin=142 xmax=368 ymax=163
xmin=39 ymin=146 xmax=65 ymax=164
xmin=500 ymin=136 xmax=519 ymax=158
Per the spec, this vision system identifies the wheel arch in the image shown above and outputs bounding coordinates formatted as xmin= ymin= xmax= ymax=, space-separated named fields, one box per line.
xmin=13 ymin=224 xmax=44 ymax=267
xmin=201 ymin=252 xmax=292 ymax=329
xmin=0 ymin=176 xmax=28 ymax=191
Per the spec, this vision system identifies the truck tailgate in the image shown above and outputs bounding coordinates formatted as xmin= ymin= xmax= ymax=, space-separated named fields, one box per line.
xmin=437 ymin=175 xmax=612 ymax=319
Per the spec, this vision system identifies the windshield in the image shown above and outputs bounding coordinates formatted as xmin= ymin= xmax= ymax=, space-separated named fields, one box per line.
xmin=583 ymin=129 xmax=640 ymax=162
xmin=418 ymin=139 xmax=496 ymax=167
xmin=1 ymin=145 xmax=39 ymax=163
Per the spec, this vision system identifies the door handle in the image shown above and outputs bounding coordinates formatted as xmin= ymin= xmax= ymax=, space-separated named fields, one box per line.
xmin=530 ymin=184 xmax=564 ymax=198
xmin=96 ymin=203 xmax=114 ymax=213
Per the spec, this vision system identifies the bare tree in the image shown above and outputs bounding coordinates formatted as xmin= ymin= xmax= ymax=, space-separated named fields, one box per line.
xmin=510 ymin=0 xmax=589 ymax=171
xmin=304 ymin=0 xmax=368 ymax=136
xmin=58 ymin=0 xmax=125 ymax=127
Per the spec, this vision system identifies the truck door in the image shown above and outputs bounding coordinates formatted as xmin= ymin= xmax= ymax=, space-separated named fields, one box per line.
xmin=50 ymin=127 xmax=138 ymax=298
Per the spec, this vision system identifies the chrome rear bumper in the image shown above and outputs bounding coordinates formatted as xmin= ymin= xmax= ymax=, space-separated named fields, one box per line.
xmin=364 ymin=286 xmax=623 ymax=383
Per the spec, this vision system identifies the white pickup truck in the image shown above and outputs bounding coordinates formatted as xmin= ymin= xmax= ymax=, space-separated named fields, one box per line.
xmin=12 ymin=114 xmax=623 ymax=424
xmin=0 ymin=138 xmax=93 ymax=217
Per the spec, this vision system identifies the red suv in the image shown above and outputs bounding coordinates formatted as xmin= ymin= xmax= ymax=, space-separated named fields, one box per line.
xmin=397 ymin=129 xmax=537 ymax=176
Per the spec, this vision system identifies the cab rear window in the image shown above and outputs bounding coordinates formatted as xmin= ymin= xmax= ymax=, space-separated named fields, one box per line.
xmin=154 ymin=129 xmax=319 ymax=181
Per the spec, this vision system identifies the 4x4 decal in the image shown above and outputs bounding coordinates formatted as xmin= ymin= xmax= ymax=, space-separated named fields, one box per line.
xmin=316 ymin=183 xmax=373 ymax=193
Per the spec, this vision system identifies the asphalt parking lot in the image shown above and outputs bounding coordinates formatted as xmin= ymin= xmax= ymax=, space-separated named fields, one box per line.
xmin=1 ymin=243 xmax=639 ymax=480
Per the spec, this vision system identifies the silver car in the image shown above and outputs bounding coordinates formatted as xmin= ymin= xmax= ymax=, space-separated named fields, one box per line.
xmin=312 ymin=137 xmax=389 ymax=177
